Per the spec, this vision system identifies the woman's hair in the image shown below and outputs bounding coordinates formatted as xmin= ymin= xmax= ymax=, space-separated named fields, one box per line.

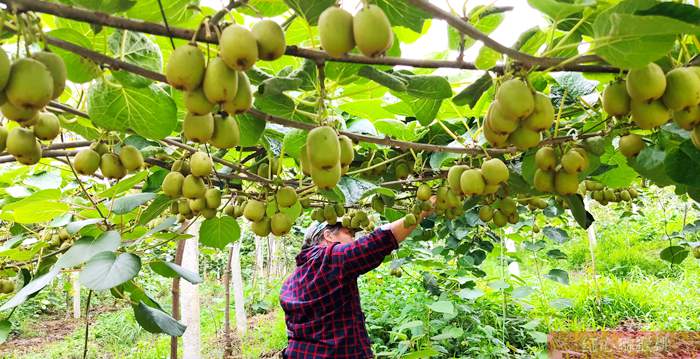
xmin=302 ymin=222 xmax=343 ymax=249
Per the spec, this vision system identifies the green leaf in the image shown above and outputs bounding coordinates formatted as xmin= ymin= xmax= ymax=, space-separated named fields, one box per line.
xmin=528 ymin=0 xmax=585 ymax=20
xmin=283 ymin=0 xmax=334 ymax=25
xmin=337 ymin=177 xmax=378 ymax=205
xmin=80 ymin=252 xmax=141 ymax=291
xmin=0 ymin=268 xmax=60 ymax=311
xmin=547 ymin=249 xmax=568 ymax=260
xmin=258 ymin=77 xmax=303 ymax=96
xmin=457 ymin=288 xmax=484 ymax=300
xmin=665 ymin=140 xmax=700 ymax=187
xmin=87 ymin=79 xmax=177 ymax=140
xmin=282 ymin=129 xmax=307 ymax=160
xmin=108 ymin=30 xmax=162 ymax=87
xmin=65 ymin=218 xmax=102 ymax=234
xmin=374 ymin=119 xmax=428 ymax=142
xmin=545 ymin=269 xmax=569 ymax=285
xmin=431 ymin=326 xmax=464 ymax=341
xmin=0 ymin=319 xmax=10 ymax=344
xmin=449 ymin=10 xmax=505 ymax=51
xmin=629 ymin=146 xmax=674 ymax=186
xmin=199 ymin=217 xmax=241 ymax=249
xmin=427 ymin=300 xmax=455 ymax=315
xmin=374 ymin=0 xmax=430 ymax=33
xmin=357 ymin=66 xmax=408 ymax=92
xmin=138 ymin=216 xmax=178 ymax=242
xmin=149 ymin=261 xmax=202 ymax=284
xmin=563 ymin=194 xmax=594 ymax=229
xmin=139 ymin=195 xmax=172 ymax=225
xmin=111 ymin=193 xmax=157 ymax=215
xmin=402 ymin=349 xmax=440 ymax=359
xmin=61 ymin=0 xmax=136 ymax=13
xmin=133 ymin=301 xmax=186 ymax=336
xmin=404 ymin=75 xmax=453 ymax=99
xmin=98 ymin=171 xmax=149 ymax=198
xmin=56 ymin=231 xmax=121 ymax=269
xmin=391 ymin=93 xmax=443 ymax=126
xmin=542 ymin=226 xmax=569 ymax=244
xmin=475 ymin=46 xmax=501 ymax=70
xmin=13 ymin=201 xmax=69 ymax=224
xmin=236 ymin=113 xmax=267 ymax=147
xmin=46 ymin=29 xmax=101 ymax=83
xmin=637 ymin=3 xmax=700 ymax=26
xmin=126 ymin=0 xmax=195 ymax=25
xmin=452 ymin=72 xmax=492 ymax=107
xmin=660 ymin=245 xmax=689 ymax=264
xmin=240 ymin=0 xmax=288 ymax=17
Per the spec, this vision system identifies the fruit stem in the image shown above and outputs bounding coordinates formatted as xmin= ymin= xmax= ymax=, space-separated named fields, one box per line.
xmin=552 ymin=87 xmax=567 ymax=138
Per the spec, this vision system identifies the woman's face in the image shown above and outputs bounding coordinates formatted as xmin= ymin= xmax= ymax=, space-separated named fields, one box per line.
xmin=322 ymin=227 xmax=355 ymax=245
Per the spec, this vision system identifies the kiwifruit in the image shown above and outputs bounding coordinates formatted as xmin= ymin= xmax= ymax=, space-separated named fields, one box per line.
xmin=460 ymin=168 xmax=485 ymax=195
xmin=487 ymin=101 xmax=519 ymax=134
xmin=200 ymin=207 xmax=217 ymax=219
xmin=402 ymin=213 xmax=417 ymax=228
xmin=619 ymin=190 xmax=631 ymax=202
xmin=32 ymin=112 xmax=61 ymax=141
xmin=323 ymin=204 xmax=337 ymax=222
xmin=182 ymin=174 xmax=206 ymax=199
xmin=299 ymin=144 xmax=312 ymax=175
xmin=371 ymin=195 xmax=385 ymax=212
xmin=630 ymin=99 xmax=670 ymax=129
xmin=481 ymin=158 xmax=509 ymax=185
xmin=492 ymin=209 xmax=507 ymax=227
xmin=184 ymin=87 xmax=215 ymax=115
xmin=251 ymin=20 xmax=286 ymax=61
xmin=319 ymin=6 xmax=355 ymax=57
xmin=353 ymin=5 xmax=393 ymax=57
xmin=203 ymin=57 xmax=238 ymax=104
xmin=244 ymin=199 xmax=266 ymax=222
xmin=522 ymin=92 xmax=555 ymax=131
xmin=560 ymin=150 xmax=585 ymax=174
xmin=496 ymin=79 xmax=534 ymax=118
xmin=1 ymin=99 xmax=38 ymax=122
xmin=32 ymin=51 xmax=66 ymax=99
xmin=190 ymin=151 xmax=212 ymax=177
xmin=204 ymin=188 xmax=221 ymax=209
xmin=394 ymin=161 xmax=410 ymax=179
xmin=89 ymin=142 xmax=108 ymax=156
xmin=14 ymin=139 xmax=42 ymax=165
xmin=307 ymin=126 xmax=340 ymax=170
xmin=251 ymin=216 xmax=271 ymax=237
xmin=338 ymin=135 xmax=354 ymax=166
xmin=602 ymin=80 xmax=631 ymax=117
xmin=219 ymin=25 xmax=259 ymax=71
xmin=570 ymin=148 xmax=589 ymax=170
xmin=336 ymin=204 xmax=347 ymax=217
xmin=257 ymin=162 xmax=272 ymax=178
xmin=183 ymin=112 xmax=214 ymax=143
xmin=71 ymin=149 xmax=100 ymax=176
xmin=530 ymin=198 xmax=548 ymax=209
xmin=535 ymin=146 xmax=557 ymax=171
xmin=672 ymin=105 xmax=700 ymax=130
xmin=447 ymin=165 xmax=468 ymax=194
xmin=533 ymin=169 xmax=555 ymax=193
xmin=100 ymin=153 xmax=126 ymax=179
xmin=171 ymin=159 xmax=191 ymax=176
xmin=224 ymin=205 xmax=235 ymax=217
xmin=618 ymin=134 xmax=644 ymax=158
xmin=0 ymin=126 xmax=6 ymax=153
xmin=271 ymin=212 xmax=292 ymax=236
xmin=554 ymin=170 xmax=578 ymax=195
xmin=209 ymin=115 xmax=240 ymax=149
xmin=222 ymin=71 xmax=252 ymax=115
xmin=626 ymin=62 xmax=666 ymax=101
xmin=416 ymin=184 xmax=432 ymax=201
xmin=483 ymin=183 xmax=500 ymax=194
xmin=479 ymin=206 xmax=493 ymax=221
xmin=7 ymin=126 xmax=37 ymax=157
xmin=499 ymin=197 xmax=517 ymax=216
xmin=0 ymin=47 xmax=9 ymax=91
xmin=662 ymin=67 xmax=700 ymax=111
xmin=166 ymin=44 xmax=205 ymax=91
xmin=276 ymin=186 xmax=297 ymax=208
xmin=189 ymin=197 xmax=207 ymax=212
xmin=508 ymin=126 xmax=541 ymax=150
xmin=118 ymin=145 xmax=143 ymax=172
xmin=603 ymin=189 xmax=616 ymax=202
xmin=6 ymin=58 xmax=53 ymax=110
xmin=483 ymin=116 xmax=510 ymax=147
xmin=162 ymin=171 xmax=184 ymax=198
xmin=311 ymin=163 xmax=341 ymax=190
xmin=177 ymin=199 xmax=191 ymax=215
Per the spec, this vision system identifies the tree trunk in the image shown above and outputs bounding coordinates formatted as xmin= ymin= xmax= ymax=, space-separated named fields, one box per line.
xmin=181 ymin=220 xmax=201 ymax=359
xmin=253 ymin=236 xmax=265 ymax=288
xmin=170 ymin=222 xmax=188 ymax=359
xmin=231 ymin=240 xmax=247 ymax=336
xmin=72 ymin=272 xmax=80 ymax=319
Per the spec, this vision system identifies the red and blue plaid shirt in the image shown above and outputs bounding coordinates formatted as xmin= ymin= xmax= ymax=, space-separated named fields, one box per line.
xmin=280 ymin=227 xmax=398 ymax=358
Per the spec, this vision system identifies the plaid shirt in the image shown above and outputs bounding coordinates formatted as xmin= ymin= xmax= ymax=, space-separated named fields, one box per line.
xmin=280 ymin=227 xmax=398 ymax=358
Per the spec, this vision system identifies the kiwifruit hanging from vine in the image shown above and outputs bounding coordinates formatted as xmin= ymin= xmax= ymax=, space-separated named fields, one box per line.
xmin=554 ymin=170 xmax=578 ymax=195
xmin=499 ymin=197 xmax=517 ymax=216
xmin=323 ymin=204 xmax=337 ymax=225
xmin=183 ymin=112 xmax=214 ymax=143
xmin=522 ymin=92 xmax=555 ymax=131
xmin=478 ymin=206 xmax=493 ymax=222
xmin=535 ymin=146 xmax=557 ymax=171
xmin=184 ymin=87 xmax=215 ymax=115
xmin=460 ymin=169 xmax=485 ymax=196
xmin=182 ymin=174 xmax=206 ymax=199
xmin=571 ymin=148 xmax=589 ymax=170
xmin=276 ymin=186 xmax=297 ymax=208
xmin=251 ymin=216 xmax=271 ymax=237
xmin=338 ymin=135 xmax=354 ymax=166
xmin=32 ymin=51 xmax=67 ymax=99
xmin=190 ymin=151 xmax=212 ymax=177
xmin=119 ymin=145 xmax=144 ymax=172
xmin=353 ymin=5 xmax=393 ymax=57
xmin=508 ymin=126 xmax=541 ymax=150
xmin=483 ymin=117 xmax=509 ymax=148
xmin=416 ymin=184 xmax=432 ymax=201
xmin=15 ymin=140 xmax=42 ymax=165
xmin=209 ymin=115 xmax=240 ymax=149
xmin=319 ymin=6 xmax=355 ymax=57
xmin=0 ymin=126 xmax=6 ymax=153
xmin=224 ymin=204 xmax=235 ymax=217
xmin=394 ymin=161 xmax=410 ymax=179
xmin=311 ymin=163 xmax=341 ymax=190
xmin=630 ymin=99 xmax=671 ymax=129
xmin=73 ymin=148 xmax=100 ymax=175
xmin=447 ymin=165 xmax=468 ymax=195
xmin=200 ymin=208 xmax=217 ymax=219
xmin=662 ymin=67 xmax=700 ymax=111
xmin=162 ymin=171 xmax=185 ymax=198
xmin=626 ymin=62 xmax=666 ymax=101
xmin=496 ymin=79 xmax=534 ymax=118
xmin=602 ymin=80 xmax=631 ymax=117
xmin=100 ymin=153 xmax=126 ymax=179
xmin=271 ymin=212 xmax=293 ymax=236
xmin=177 ymin=199 xmax=192 ymax=216
xmin=166 ymin=44 xmax=205 ymax=91
xmin=0 ymin=47 xmax=9 ymax=90
xmin=672 ymin=105 xmax=700 ymax=130
xmin=307 ymin=126 xmax=340 ymax=169
xmin=251 ymin=20 xmax=286 ymax=61
xmin=299 ymin=144 xmax=312 ymax=176
xmin=171 ymin=159 xmax=191 ymax=176
xmin=258 ymin=163 xmax=272 ymax=178
xmin=533 ymin=169 xmax=555 ymax=193
xmin=487 ymin=101 xmax=519 ymax=134
xmin=6 ymin=58 xmax=53 ymax=110
xmin=618 ymin=134 xmax=645 ymax=158
xmin=7 ymin=126 xmax=36 ymax=157
xmin=483 ymin=183 xmax=500 ymax=194
xmin=203 ymin=188 xmax=221 ymax=209
xmin=219 ymin=25 xmax=259 ymax=71
xmin=492 ymin=210 xmax=507 ymax=227
xmin=32 ymin=112 xmax=61 ymax=141
xmin=244 ymin=199 xmax=266 ymax=222
xmin=189 ymin=197 xmax=207 ymax=212
xmin=402 ymin=213 xmax=417 ymax=228
xmin=203 ymin=57 xmax=238 ymax=104
xmin=561 ymin=150 xmax=586 ymax=174
xmin=223 ymin=72 xmax=252 ymax=115
xmin=1 ymin=100 xmax=38 ymax=122
xmin=481 ymin=158 xmax=509 ymax=185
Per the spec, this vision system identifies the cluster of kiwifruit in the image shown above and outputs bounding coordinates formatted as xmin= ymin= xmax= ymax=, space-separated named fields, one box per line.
xmin=533 ymin=145 xmax=589 ymax=195
xmin=162 ymin=151 xmax=221 ymax=219
xmin=0 ymin=47 xmax=66 ymax=165
xmin=484 ymin=79 xmax=554 ymax=150
xmin=239 ymin=186 xmax=298 ymax=237
xmin=0 ymin=279 xmax=15 ymax=294
xmin=581 ymin=180 xmax=638 ymax=205
xmin=517 ymin=196 xmax=549 ymax=212
xmin=478 ymin=196 xmax=520 ymax=227
xmin=300 ymin=126 xmax=354 ymax=190
xmin=311 ymin=202 xmax=346 ymax=226
xmin=255 ymin=157 xmax=279 ymax=179
xmin=370 ymin=194 xmax=394 ymax=213
xmin=403 ymin=187 xmax=433 ymax=227
xmin=603 ymin=63 xmax=700 ymax=149
xmin=341 ymin=210 xmax=373 ymax=232
xmin=447 ymin=158 xmax=510 ymax=197
xmin=73 ymin=142 xmax=144 ymax=179
xmin=42 ymin=228 xmax=73 ymax=250
xmin=319 ymin=5 xmax=393 ymax=58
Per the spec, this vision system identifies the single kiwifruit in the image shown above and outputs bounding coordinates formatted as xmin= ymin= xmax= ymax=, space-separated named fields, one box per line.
xmin=182 ymin=174 xmax=206 ymax=199
xmin=416 ymin=184 xmax=432 ymax=201
xmin=276 ymin=186 xmax=297 ymax=208
xmin=119 ymin=145 xmax=144 ymax=171
xmin=6 ymin=58 xmax=54 ymax=110
xmin=554 ymin=170 xmax=578 ymax=195
xmin=166 ymin=44 xmax=205 ymax=91
xmin=222 ymin=71 xmax=252 ymax=115
xmin=492 ymin=209 xmax=507 ymax=227
xmin=200 ymin=207 xmax=217 ymax=219
xmin=560 ymin=150 xmax=586 ymax=174
xmin=204 ymin=188 xmax=222 ymax=209
xmin=626 ymin=62 xmax=666 ymax=101
xmin=251 ymin=216 xmax=271 ymax=237
xmin=460 ymin=168 xmax=485 ymax=195
xmin=508 ymin=126 xmax=541 ymax=150
xmin=496 ymin=79 xmax=535 ymax=118
xmin=219 ymin=25 xmax=259 ymax=71
xmin=189 ymin=197 xmax=207 ymax=212
xmin=6 ymin=127 xmax=36 ymax=158
xmin=483 ymin=115 xmax=510 ymax=148
xmin=672 ymin=105 xmax=700 ymax=130
xmin=662 ymin=67 xmax=700 ymax=111
xmin=353 ymin=5 xmax=393 ymax=57
xmin=481 ymin=158 xmax=509 ymax=185
xmin=162 ymin=171 xmax=185 ymax=198
xmin=394 ymin=161 xmax=410 ymax=179
xmin=307 ymin=126 xmax=340 ymax=169
xmin=271 ymin=212 xmax=293 ymax=236
xmin=244 ymin=199 xmax=266 ymax=222
xmin=522 ymin=92 xmax=555 ymax=131
xmin=533 ymin=169 xmax=555 ymax=193
xmin=32 ymin=51 xmax=67 ymax=99
xmin=190 ymin=151 xmax=212 ymax=177
xmin=184 ymin=87 xmax=216 ymax=115
xmin=318 ymin=6 xmax=355 ymax=57
xmin=100 ymin=153 xmax=126 ymax=179
xmin=618 ymin=134 xmax=645 ymax=158
xmin=73 ymin=148 xmax=101 ymax=175
xmin=1 ymin=100 xmax=38 ymax=122
xmin=311 ymin=163 xmax=341 ymax=190
xmin=251 ymin=20 xmax=286 ymax=61
xmin=183 ymin=112 xmax=214 ymax=143
xmin=0 ymin=47 xmax=9 ymax=90
xmin=209 ymin=115 xmax=240 ymax=149
xmin=602 ymin=80 xmax=631 ymax=117
xmin=535 ymin=146 xmax=557 ymax=171
xmin=203 ymin=57 xmax=238 ymax=104
xmin=487 ymin=101 xmax=519 ymax=134
xmin=338 ymin=135 xmax=354 ymax=166
xmin=447 ymin=165 xmax=468 ymax=195
xmin=479 ymin=206 xmax=493 ymax=222
xmin=32 ymin=112 xmax=61 ymax=141
xmin=630 ymin=99 xmax=671 ymax=129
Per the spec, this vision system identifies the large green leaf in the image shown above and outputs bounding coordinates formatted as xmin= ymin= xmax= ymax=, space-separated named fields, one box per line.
xmin=660 ymin=245 xmax=689 ymax=265
xmin=108 ymin=30 xmax=162 ymax=87
xmin=449 ymin=10 xmax=504 ymax=51
xmin=98 ymin=171 xmax=149 ymax=198
xmin=46 ymin=29 xmax=101 ymax=83
xmin=629 ymin=146 xmax=674 ymax=186
xmin=87 ymin=79 xmax=177 ymax=140
xmin=0 ymin=319 xmax=10 ymax=344
xmin=126 ymin=0 xmax=195 ymax=25
xmin=475 ymin=46 xmax=501 ymax=70
xmin=236 ymin=113 xmax=267 ymax=147
xmin=337 ymin=177 xmax=378 ymax=205
xmin=404 ymin=75 xmax=453 ymax=100
xmin=374 ymin=0 xmax=430 ymax=33
xmin=133 ymin=301 xmax=186 ymax=336
xmin=665 ymin=140 xmax=700 ymax=187
xmin=139 ymin=195 xmax=173 ymax=225
xmin=282 ymin=129 xmax=307 ymax=160
xmin=240 ymin=0 xmax=289 ymax=17
xmin=545 ymin=269 xmax=569 ymax=285
xmin=452 ymin=72 xmax=492 ymax=107
xmin=374 ymin=119 xmax=428 ymax=142
xmin=149 ymin=261 xmax=202 ymax=284
xmin=357 ymin=66 xmax=408 ymax=92
xmin=199 ymin=217 xmax=241 ymax=249
xmin=1 ymin=189 xmax=69 ymax=224
xmin=80 ymin=252 xmax=141 ymax=291
xmin=283 ymin=0 xmax=334 ymax=25
xmin=111 ymin=193 xmax=157 ymax=215
xmin=528 ymin=0 xmax=586 ymax=20
xmin=59 ymin=0 xmax=136 ymax=13
xmin=427 ymin=300 xmax=455 ymax=315
xmin=56 ymin=231 xmax=121 ymax=269
xmin=542 ymin=226 xmax=569 ymax=244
